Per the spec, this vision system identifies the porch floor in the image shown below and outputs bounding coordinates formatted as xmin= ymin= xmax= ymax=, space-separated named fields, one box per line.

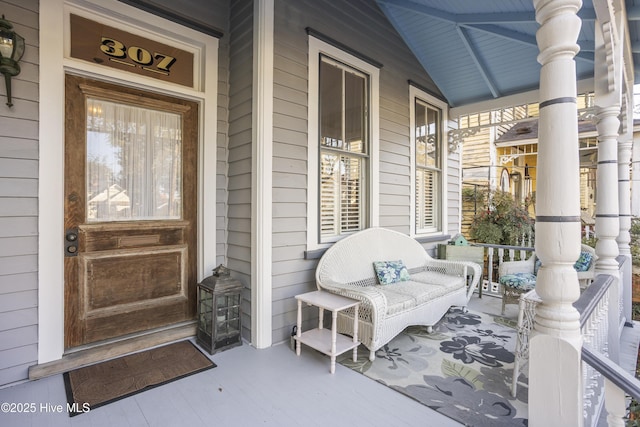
xmin=0 ymin=295 xmax=638 ymax=427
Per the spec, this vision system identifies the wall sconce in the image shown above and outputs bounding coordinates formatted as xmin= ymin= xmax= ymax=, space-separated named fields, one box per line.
xmin=0 ymin=15 xmax=25 ymax=107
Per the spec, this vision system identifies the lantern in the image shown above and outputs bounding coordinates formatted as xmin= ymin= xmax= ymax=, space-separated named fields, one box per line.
xmin=196 ymin=264 xmax=243 ymax=354
xmin=0 ymin=15 xmax=25 ymax=107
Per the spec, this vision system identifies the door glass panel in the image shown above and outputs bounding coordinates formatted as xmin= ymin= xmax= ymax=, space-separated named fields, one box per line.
xmin=86 ymin=97 xmax=182 ymax=222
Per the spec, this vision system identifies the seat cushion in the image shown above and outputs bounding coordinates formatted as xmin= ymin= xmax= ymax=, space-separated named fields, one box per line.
xmin=379 ymin=274 xmax=466 ymax=316
xmin=499 ymin=272 xmax=537 ymax=291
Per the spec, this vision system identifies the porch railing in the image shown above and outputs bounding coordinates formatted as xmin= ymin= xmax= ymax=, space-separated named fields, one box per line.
xmin=582 ymin=346 xmax=640 ymax=426
xmin=470 ymin=243 xmax=534 ymax=296
xmin=575 ymin=260 xmax=639 ymax=427
xmin=469 ymin=243 xmax=636 ymax=425
xmin=574 ymin=274 xmax=615 ymax=426
xmin=517 ymin=257 xmax=632 ymax=426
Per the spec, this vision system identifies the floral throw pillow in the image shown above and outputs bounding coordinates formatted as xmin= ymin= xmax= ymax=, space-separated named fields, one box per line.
xmin=373 ymin=260 xmax=410 ymax=285
xmin=574 ymin=251 xmax=593 ymax=272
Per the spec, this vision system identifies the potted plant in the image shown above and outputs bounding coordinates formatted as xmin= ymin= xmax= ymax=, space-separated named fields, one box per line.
xmin=468 ymin=190 xmax=534 ymax=247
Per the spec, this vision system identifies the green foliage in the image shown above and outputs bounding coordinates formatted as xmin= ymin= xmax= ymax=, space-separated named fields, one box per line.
xmin=630 ymin=224 xmax=640 ymax=425
xmin=581 ymin=236 xmax=597 ymax=248
xmin=633 ymin=303 xmax=640 ymax=321
xmin=462 ymin=186 xmax=487 ymax=204
xmin=524 ymin=191 xmax=536 ymax=211
xmin=632 ymin=245 xmax=640 ymax=268
xmin=627 ymin=337 xmax=640 ymax=426
xmin=468 ymin=190 xmax=534 ymax=246
xmin=631 ymin=218 xmax=640 ymax=267
xmin=627 ymin=398 xmax=640 ymax=426
xmin=631 ymin=218 xmax=640 ymax=237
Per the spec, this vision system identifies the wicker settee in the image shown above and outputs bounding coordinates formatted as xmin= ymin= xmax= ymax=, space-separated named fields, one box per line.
xmin=315 ymin=227 xmax=482 ymax=361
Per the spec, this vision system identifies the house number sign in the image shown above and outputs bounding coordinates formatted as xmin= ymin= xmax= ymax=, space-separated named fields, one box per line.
xmin=70 ymin=14 xmax=194 ymax=88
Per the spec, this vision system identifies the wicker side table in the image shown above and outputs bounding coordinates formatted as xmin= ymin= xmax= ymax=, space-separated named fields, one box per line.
xmin=294 ymin=290 xmax=360 ymax=374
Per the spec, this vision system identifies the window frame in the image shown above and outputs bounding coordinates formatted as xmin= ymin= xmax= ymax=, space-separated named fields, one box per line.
xmin=410 ymin=85 xmax=448 ymax=238
xmin=307 ymin=36 xmax=379 ymax=251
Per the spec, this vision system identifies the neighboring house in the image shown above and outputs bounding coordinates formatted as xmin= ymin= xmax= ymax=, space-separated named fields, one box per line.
xmin=494 ymin=118 xmax=603 ymax=219
xmin=460 ymin=96 xmax=600 ymax=214
xmin=460 ymin=109 xmax=640 ymax=228
xmin=0 ymin=1 xmax=637 ymax=424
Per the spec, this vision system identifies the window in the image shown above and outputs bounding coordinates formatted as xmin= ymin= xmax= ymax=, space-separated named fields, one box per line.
xmin=307 ymin=36 xmax=379 ymax=250
xmin=411 ymin=86 xmax=446 ymax=236
xmin=319 ymin=57 xmax=369 ymax=240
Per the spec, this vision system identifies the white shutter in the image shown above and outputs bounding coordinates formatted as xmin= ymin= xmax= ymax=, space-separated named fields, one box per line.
xmin=340 ymin=155 xmax=362 ymax=232
xmin=320 ymin=153 xmax=339 ymax=237
xmin=416 ymin=168 xmax=438 ymax=232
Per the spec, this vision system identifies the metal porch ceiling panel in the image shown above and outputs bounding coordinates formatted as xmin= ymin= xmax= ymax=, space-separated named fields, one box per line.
xmin=376 ymin=0 xmax=635 ymax=108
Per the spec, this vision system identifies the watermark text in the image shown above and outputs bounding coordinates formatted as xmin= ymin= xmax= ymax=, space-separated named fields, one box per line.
xmin=1 ymin=402 xmax=90 ymax=414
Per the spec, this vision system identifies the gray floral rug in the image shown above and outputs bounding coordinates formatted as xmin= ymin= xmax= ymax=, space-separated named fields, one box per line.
xmin=338 ymin=308 xmax=528 ymax=427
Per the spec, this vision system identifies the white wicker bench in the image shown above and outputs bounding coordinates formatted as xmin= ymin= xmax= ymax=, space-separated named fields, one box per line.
xmin=315 ymin=227 xmax=482 ymax=361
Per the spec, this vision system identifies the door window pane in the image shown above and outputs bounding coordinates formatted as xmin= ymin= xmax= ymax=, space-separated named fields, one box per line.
xmin=86 ymin=98 xmax=182 ymax=222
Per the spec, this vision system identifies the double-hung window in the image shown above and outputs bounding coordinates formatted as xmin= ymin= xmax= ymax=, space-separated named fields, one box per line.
xmin=307 ymin=36 xmax=379 ymax=250
xmin=319 ymin=56 xmax=369 ymax=241
xmin=411 ymin=86 xmax=446 ymax=235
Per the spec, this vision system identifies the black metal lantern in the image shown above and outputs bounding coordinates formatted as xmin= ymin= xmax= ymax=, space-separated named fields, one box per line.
xmin=0 ymin=15 xmax=25 ymax=107
xmin=196 ymin=264 xmax=243 ymax=354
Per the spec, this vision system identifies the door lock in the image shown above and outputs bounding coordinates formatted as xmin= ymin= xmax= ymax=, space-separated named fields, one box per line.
xmin=65 ymin=228 xmax=79 ymax=257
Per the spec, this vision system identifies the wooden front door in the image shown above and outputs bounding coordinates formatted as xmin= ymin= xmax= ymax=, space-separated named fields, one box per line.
xmin=64 ymin=74 xmax=198 ymax=349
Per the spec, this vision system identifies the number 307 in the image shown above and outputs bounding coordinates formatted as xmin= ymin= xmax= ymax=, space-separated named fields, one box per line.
xmin=100 ymin=37 xmax=176 ymax=72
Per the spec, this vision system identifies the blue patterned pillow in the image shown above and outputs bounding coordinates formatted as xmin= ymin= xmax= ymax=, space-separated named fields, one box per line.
xmin=574 ymin=251 xmax=593 ymax=272
xmin=373 ymin=260 xmax=410 ymax=285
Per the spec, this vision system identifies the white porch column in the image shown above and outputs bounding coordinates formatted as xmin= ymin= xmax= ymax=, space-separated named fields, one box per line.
xmin=594 ymin=26 xmax=622 ymax=275
xmin=594 ymin=11 xmax=623 ymax=362
xmin=529 ymin=1 xmax=583 ymax=426
xmin=595 ymin=103 xmax=621 ymax=275
xmin=618 ymin=98 xmax=633 ymax=325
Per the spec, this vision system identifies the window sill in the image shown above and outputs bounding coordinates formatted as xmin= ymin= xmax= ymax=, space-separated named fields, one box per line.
xmin=414 ymin=234 xmax=452 ymax=244
xmin=304 ymin=248 xmax=327 ymax=260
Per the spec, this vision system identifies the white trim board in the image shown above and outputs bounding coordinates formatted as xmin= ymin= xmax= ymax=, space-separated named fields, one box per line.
xmin=409 ymin=85 xmax=449 ymax=239
xmin=251 ymin=0 xmax=274 ymax=349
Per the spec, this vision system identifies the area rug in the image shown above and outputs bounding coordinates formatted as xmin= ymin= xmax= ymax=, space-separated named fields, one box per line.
xmin=63 ymin=340 xmax=215 ymax=416
xmin=338 ymin=308 xmax=528 ymax=427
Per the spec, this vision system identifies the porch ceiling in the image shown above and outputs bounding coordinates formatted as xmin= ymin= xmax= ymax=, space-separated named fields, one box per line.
xmin=376 ymin=0 xmax=640 ymax=108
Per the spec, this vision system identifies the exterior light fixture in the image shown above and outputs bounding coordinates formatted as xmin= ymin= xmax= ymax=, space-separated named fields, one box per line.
xmin=0 ymin=15 xmax=25 ymax=107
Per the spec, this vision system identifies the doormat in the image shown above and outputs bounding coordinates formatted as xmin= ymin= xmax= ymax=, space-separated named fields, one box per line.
xmin=338 ymin=308 xmax=528 ymax=426
xmin=63 ymin=340 xmax=215 ymax=416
